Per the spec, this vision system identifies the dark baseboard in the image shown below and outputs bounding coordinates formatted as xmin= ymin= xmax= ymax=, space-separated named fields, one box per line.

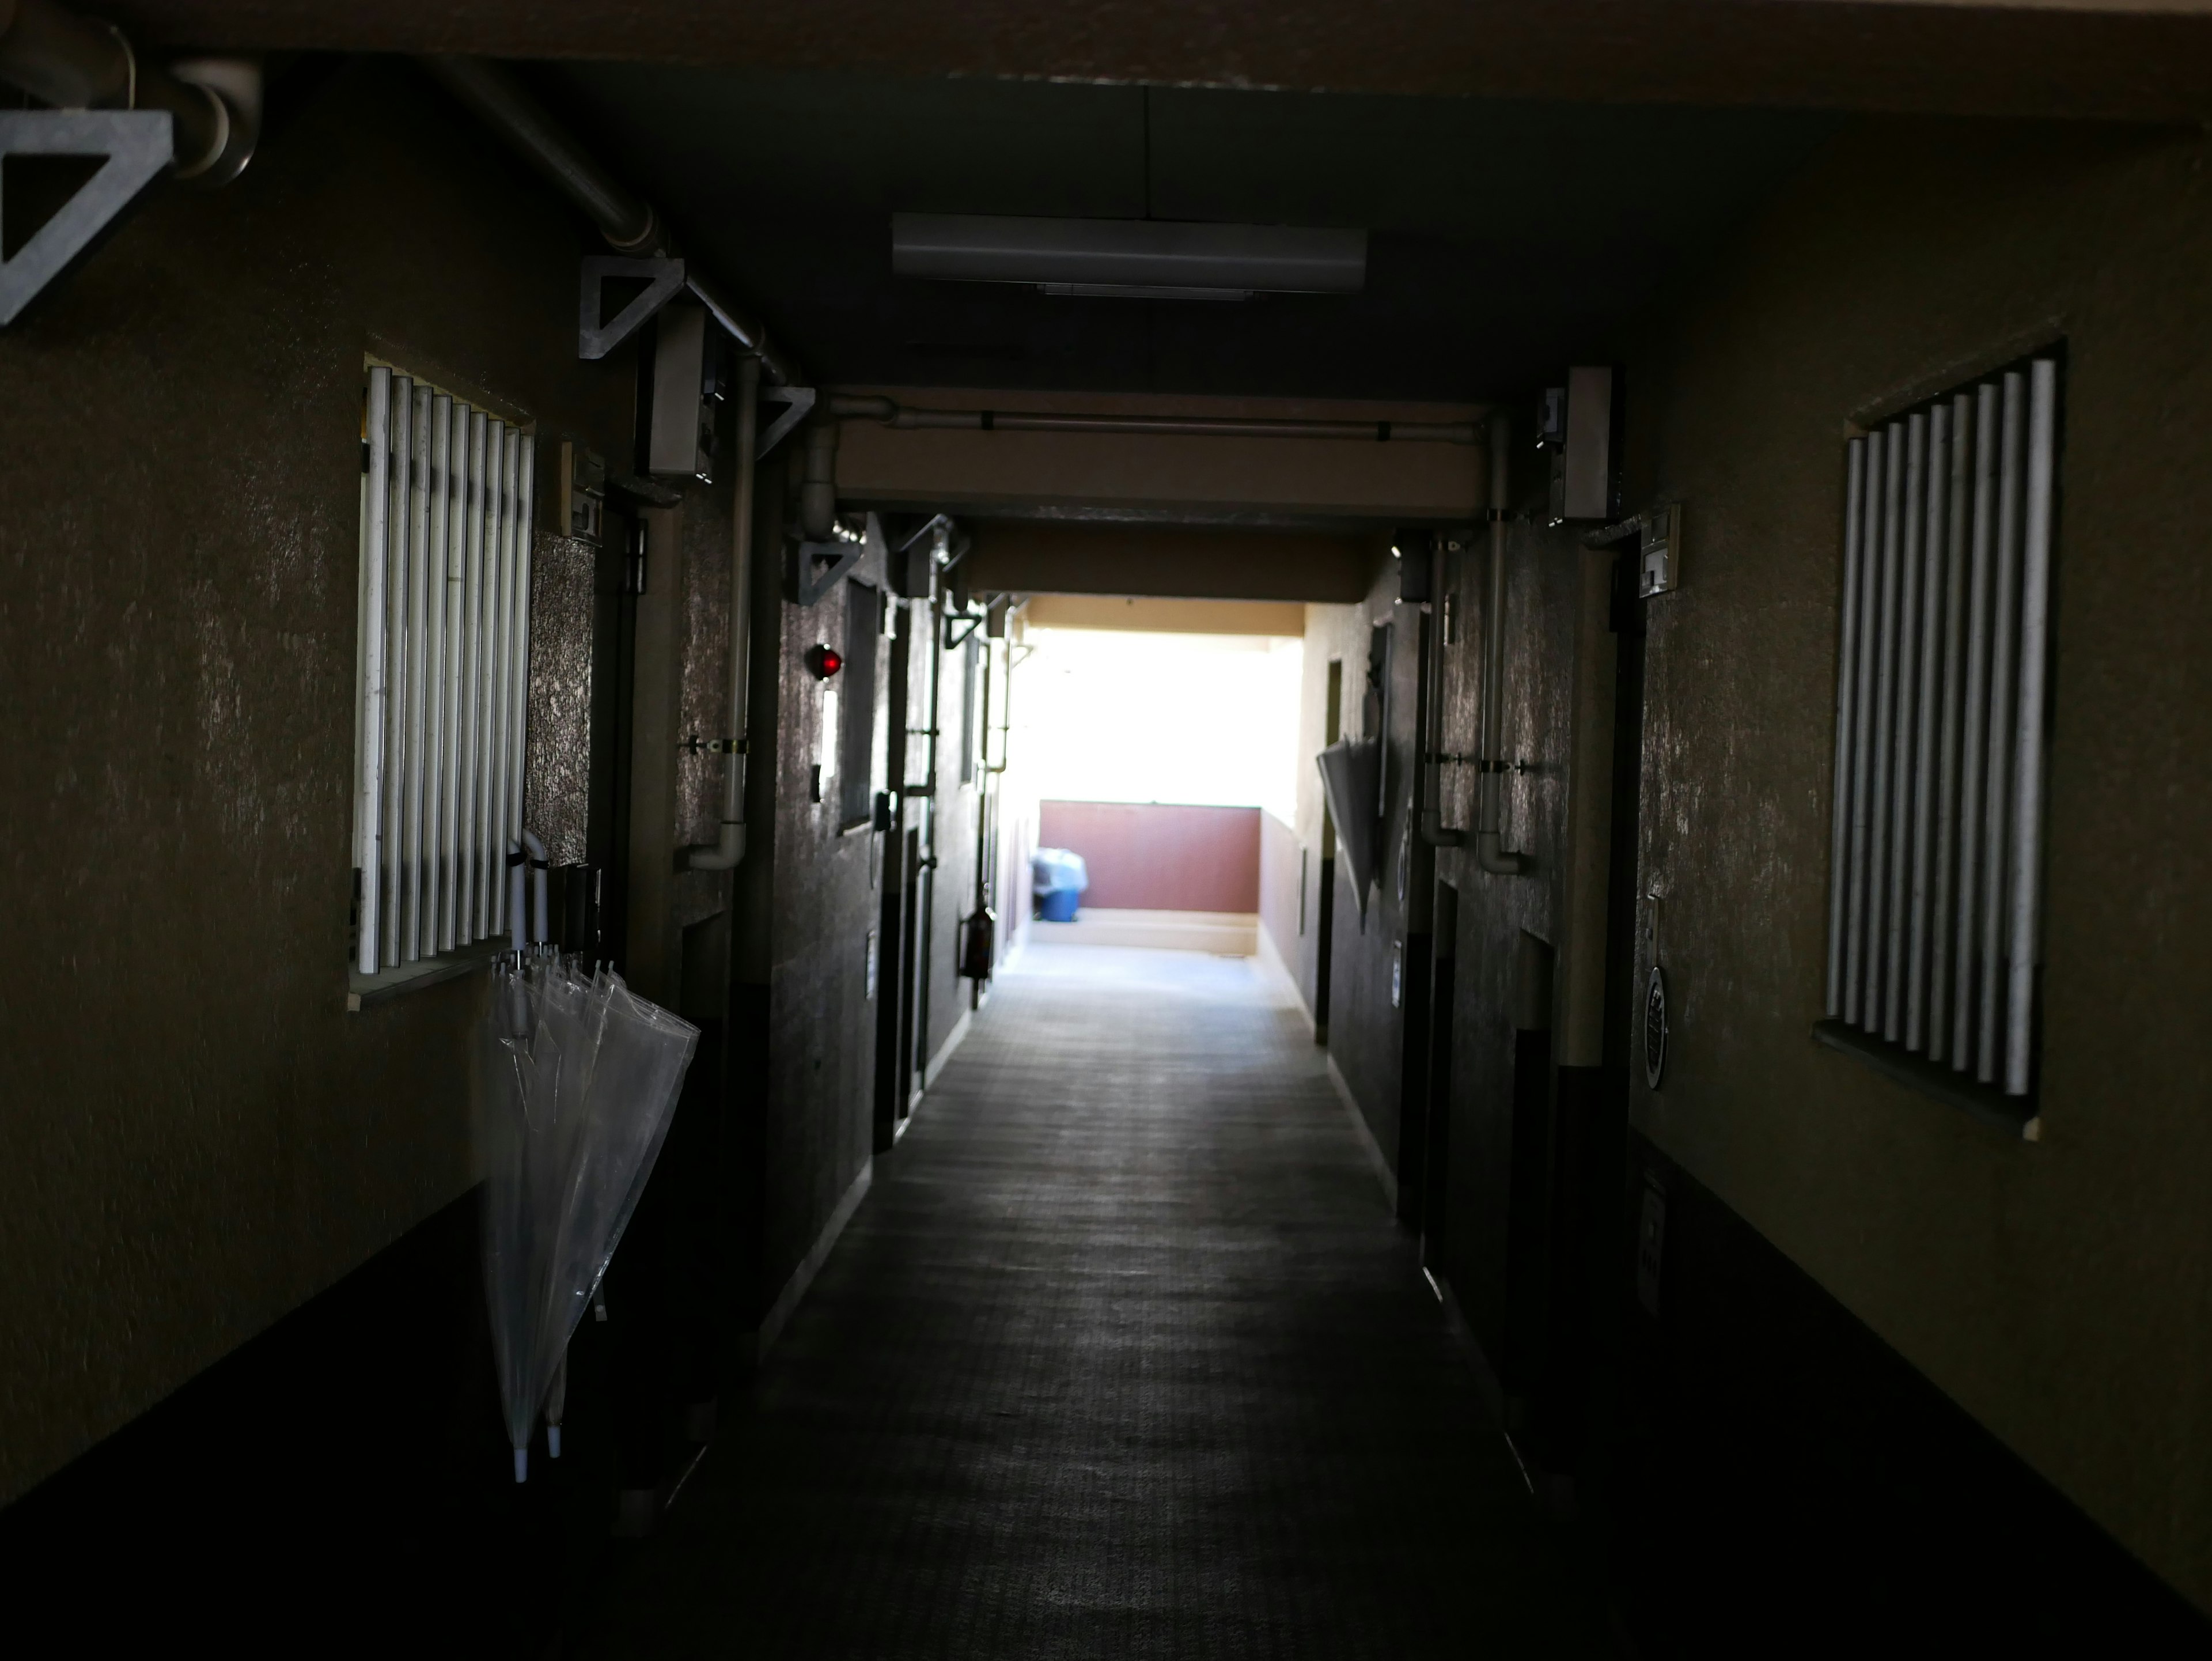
xmin=1604 ymin=1131 xmax=2209 ymax=1653
xmin=0 ymin=1191 xmax=608 ymax=1652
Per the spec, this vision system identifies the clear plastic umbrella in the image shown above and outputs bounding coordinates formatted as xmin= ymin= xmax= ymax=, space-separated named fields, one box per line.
xmin=479 ymin=954 xmax=698 ymax=1481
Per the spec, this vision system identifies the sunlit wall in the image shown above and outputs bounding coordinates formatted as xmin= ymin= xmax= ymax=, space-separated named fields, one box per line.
xmin=1014 ymin=628 xmax=1305 ymax=822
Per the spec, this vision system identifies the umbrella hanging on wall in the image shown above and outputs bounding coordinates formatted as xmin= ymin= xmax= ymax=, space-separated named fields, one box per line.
xmin=478 ymin=951 xmax=698 ymax=1481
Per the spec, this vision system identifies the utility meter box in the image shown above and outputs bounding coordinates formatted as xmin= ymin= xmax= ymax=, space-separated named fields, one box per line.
xmin=1542 ymin=365 xmax=1615 ymax=524
xmin=1639 ymin=502 xmax=1682 ymax=598
xmin=559 ymin=441 xmax=605 ymax=544
xmin=649 ymin=302 xmax=723 ymax=482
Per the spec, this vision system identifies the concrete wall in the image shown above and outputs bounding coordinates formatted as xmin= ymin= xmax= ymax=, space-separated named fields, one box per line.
xmin=1297 ymin=565 xmax=1418 ymax=1164
xmin=1037 ymin=801 xmax=1260 ymax=913
xmin=1619 ymin=117 xmax=2212 ymax=1609
xmin=1256 ymin=808 xmax=1305 ymax=997
xmin=0 ymin=59 xmax=635 ymax=1505
xmin=749 ymin=468 xmax=887 ymax=1320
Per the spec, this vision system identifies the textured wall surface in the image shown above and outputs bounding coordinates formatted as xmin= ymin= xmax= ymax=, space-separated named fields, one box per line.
xmin=1038 ymin=801 xmax=1260 ymax=913
xmin=1433 ymin=512 xmax=1585 ymax=1365
xmin=0 ymin=60 xmax=635 ymax=1505
xmin=525 ymin=534 xmax=598 ymax=868
xmin=1622 ymin=118 xmax=2212 ymax=1609
xmin=759 ymin=488 xmax=887 ymax=1314
xmin=1305 ymin=566 xmax=1416 ymax=1164
xmin=1256 ymin=808 xmax=1305 ymax=995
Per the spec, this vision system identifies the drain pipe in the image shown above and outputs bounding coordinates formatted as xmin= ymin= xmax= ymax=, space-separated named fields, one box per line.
xmin=798 ymin=416 xmax=840 ymax=540
xmin=422 ymin=56 xmax=800 ymax=387
xmin=1416 ymin=532 xmax=1463 ymax=850
xmin=827 ymin=394 xmax=1478 ymax=444
xmin=1476 ymin=413 xmax=1529 ymax=877
xmin=686 ymin=354 xmax=759 ymax=871
xmin=0 ymin=0 xmax=260 ymax=184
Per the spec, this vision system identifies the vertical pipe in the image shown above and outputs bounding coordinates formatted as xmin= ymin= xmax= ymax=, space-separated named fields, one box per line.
xmin=461 ymin=411 xmax=488 ymax=940
xmin=403 ymin=384 xmax=433 ymax=962
xmin=509 ymin=434 xmax=535 ymax=870
xmin=357 ymin=368 xmax=393 ymax=977
xmin=1883 ymin=413 xmax=1926 ymax=1041
xmin=483 ymin=421 xmax=511 ymax=935
xmin=382 ymin=380 xmax=414 ymax=969
xmin=1905 ymin=407 xmax=1946 ymax=1050
xmin=1976 ymin=372 xmax=2028 ymax=1084
xmin=1952 ymin=383 xmax=1999 ymax=1068
xmin=1826 ymin=439 xmax=1866 ymax=1020
xmin=1844 ymin=430 xmax=1885 ymax=1025
xmin=444 ymin=405 xmax=468 ymax=946
xmin=1862 ymin=421 xmax=1903 ymax=1024
xmin=2005 ymin=360 xmax=2058 ymax=1095
xmin=1927 ymin=392 xmax=1972 ymax=1062
xmin=1476 ymin=414 xmax=1527 ymax=875
xmin=426 ymin=395 xmax=453 ymax=954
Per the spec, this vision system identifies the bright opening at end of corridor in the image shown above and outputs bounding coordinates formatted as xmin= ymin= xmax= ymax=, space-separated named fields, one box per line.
xmin=1009 ymin=601 xmax=1304 ymax=962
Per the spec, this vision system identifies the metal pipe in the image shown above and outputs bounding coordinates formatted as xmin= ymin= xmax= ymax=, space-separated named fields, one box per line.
xmin=827 ymin=393 xmax=1478 ymax=444
xmin=1927 ymin=394 xmax=1971 ymax=1062
xmin=422 ymin=56 xmax=656 ymax=251
xmin=1476 ymin=413 xmax=1528 ymax=877
xmin=799 ymin=417 xmax=839 ymax=540
xmin=1826 ymin=438 xmax=1866 ymax=1020
xmin=507 ymin=837 xmax=528 ymax=956
xmin=0 ymin=0 xmax=257 ymax=183
xmin=1844 ymin=430 xmax=1884 ymax=1026
xmin=357 ymin=366 xmax=393 ymax=977
xmin=1951 ymin=384 xmax=1999 ymax=1069
xmin=483 ymin=420 xmax=512 ymax=937
xmin=422 ymin=56 xmax=799 ymax=386
xmin=1976 ymin=372 xmax=2028 ymax=1084
xmin=459 ymin=410 xmax=487 ymax=941
xmin=1884 ymin=411 xmax=1925 ymax=1042
xmin=425 ymin=394 xmax=453 ymax=952
xmin=1862 ymin=421 xmax=1903 ymax=1023
xmin=404 ymin=383 xmax=433 ymax=962
xmin=1906 ymin=404 xmax=1949 ymax=1050
xmin=688 ymin=353 xmax=759 ymax=871
xmin=2005 ymin=360 xmax=2058 ymax=1095
xmin=522 ymin=827 xmax=550 ymax=945
xmin=510 ymin=433 xmax=535 ymax=881
xmin=1417 ymin=534 xmax=1463 ymax=849
xmin=381 ymin=381 xmax=413 ymax=969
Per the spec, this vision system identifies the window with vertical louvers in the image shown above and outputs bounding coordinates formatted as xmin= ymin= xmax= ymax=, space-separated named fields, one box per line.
xmin=1819 ymin=355 xmax=2060 ymax=1123
xmin=353 ymin=362 xmax=536 ymax=981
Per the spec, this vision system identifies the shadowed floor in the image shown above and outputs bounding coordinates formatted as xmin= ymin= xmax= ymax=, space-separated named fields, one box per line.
xmin=574 ymin=944 xmax=1613 ymax=1659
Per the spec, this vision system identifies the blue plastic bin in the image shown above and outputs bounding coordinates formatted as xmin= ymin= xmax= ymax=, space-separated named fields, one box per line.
xmin=1032 ymin=847 xmax=1089 ymax=922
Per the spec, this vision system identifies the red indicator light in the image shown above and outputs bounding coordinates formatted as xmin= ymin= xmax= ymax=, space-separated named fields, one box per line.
xmin=806 ymin=644 xmax=843 ymax=679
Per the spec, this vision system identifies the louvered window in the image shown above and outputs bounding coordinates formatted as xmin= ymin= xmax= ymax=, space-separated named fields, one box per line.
xmin=1821 ymin=355 xmax=2060 ymax=1114
xmin=352 ymin=362 xmax=536 ymax=977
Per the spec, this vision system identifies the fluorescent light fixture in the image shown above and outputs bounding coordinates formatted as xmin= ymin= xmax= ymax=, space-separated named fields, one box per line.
xmin=891 ymin=213 xmax=1365 ymax=299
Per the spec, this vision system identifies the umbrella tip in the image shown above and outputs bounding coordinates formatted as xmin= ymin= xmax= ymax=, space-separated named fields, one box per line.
xmin=547 ymin=1425 xmax=563 ymax=1459
xmin=513 ymin=1447 xmax=529 ymax=1484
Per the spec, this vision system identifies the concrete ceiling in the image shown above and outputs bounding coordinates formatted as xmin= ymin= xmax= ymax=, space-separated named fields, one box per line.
xmin=531 ymin=63 xmax=1838 ymax=403
xmin=119 ymin=1 xmax=2212 ymax=123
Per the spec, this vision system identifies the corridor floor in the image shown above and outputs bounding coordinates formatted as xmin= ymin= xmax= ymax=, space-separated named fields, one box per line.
xmin=575 ymin=945 xmax=1614 ymax=1659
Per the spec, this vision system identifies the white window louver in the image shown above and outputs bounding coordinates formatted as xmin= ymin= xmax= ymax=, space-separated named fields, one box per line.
xmin=1823 ymin=357 xmax=2059 ymax=1100
xmin=354 ymin=363 xmax=536 ymax=977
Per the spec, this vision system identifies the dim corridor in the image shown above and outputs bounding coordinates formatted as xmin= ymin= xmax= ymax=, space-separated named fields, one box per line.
xmin=573 ymin=945 xmax=1613 ymax=1659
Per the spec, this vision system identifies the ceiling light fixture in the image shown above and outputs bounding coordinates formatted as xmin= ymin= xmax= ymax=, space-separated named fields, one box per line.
xmin=891 ymin=213 xmax=1366 ymax=302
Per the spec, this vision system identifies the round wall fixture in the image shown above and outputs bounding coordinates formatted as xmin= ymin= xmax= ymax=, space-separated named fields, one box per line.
xmin=1643 ymin=964 xmax=1669 ymax=1089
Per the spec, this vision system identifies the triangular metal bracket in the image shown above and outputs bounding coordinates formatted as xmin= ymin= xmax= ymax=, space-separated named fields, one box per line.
xmin=757 ymin=384 xmax=815 ymax=460
xmin=0 ymin=111 xmax=172 ymax=327
xmin=790 ymin=512 xmax=884 ymax=607
xmin=579 ymin=255 xmax=685 ymax=361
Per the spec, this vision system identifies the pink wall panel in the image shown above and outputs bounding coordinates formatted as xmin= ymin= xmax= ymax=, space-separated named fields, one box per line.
xmin=1038 ymin=801 xmax=1261 ymax=913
